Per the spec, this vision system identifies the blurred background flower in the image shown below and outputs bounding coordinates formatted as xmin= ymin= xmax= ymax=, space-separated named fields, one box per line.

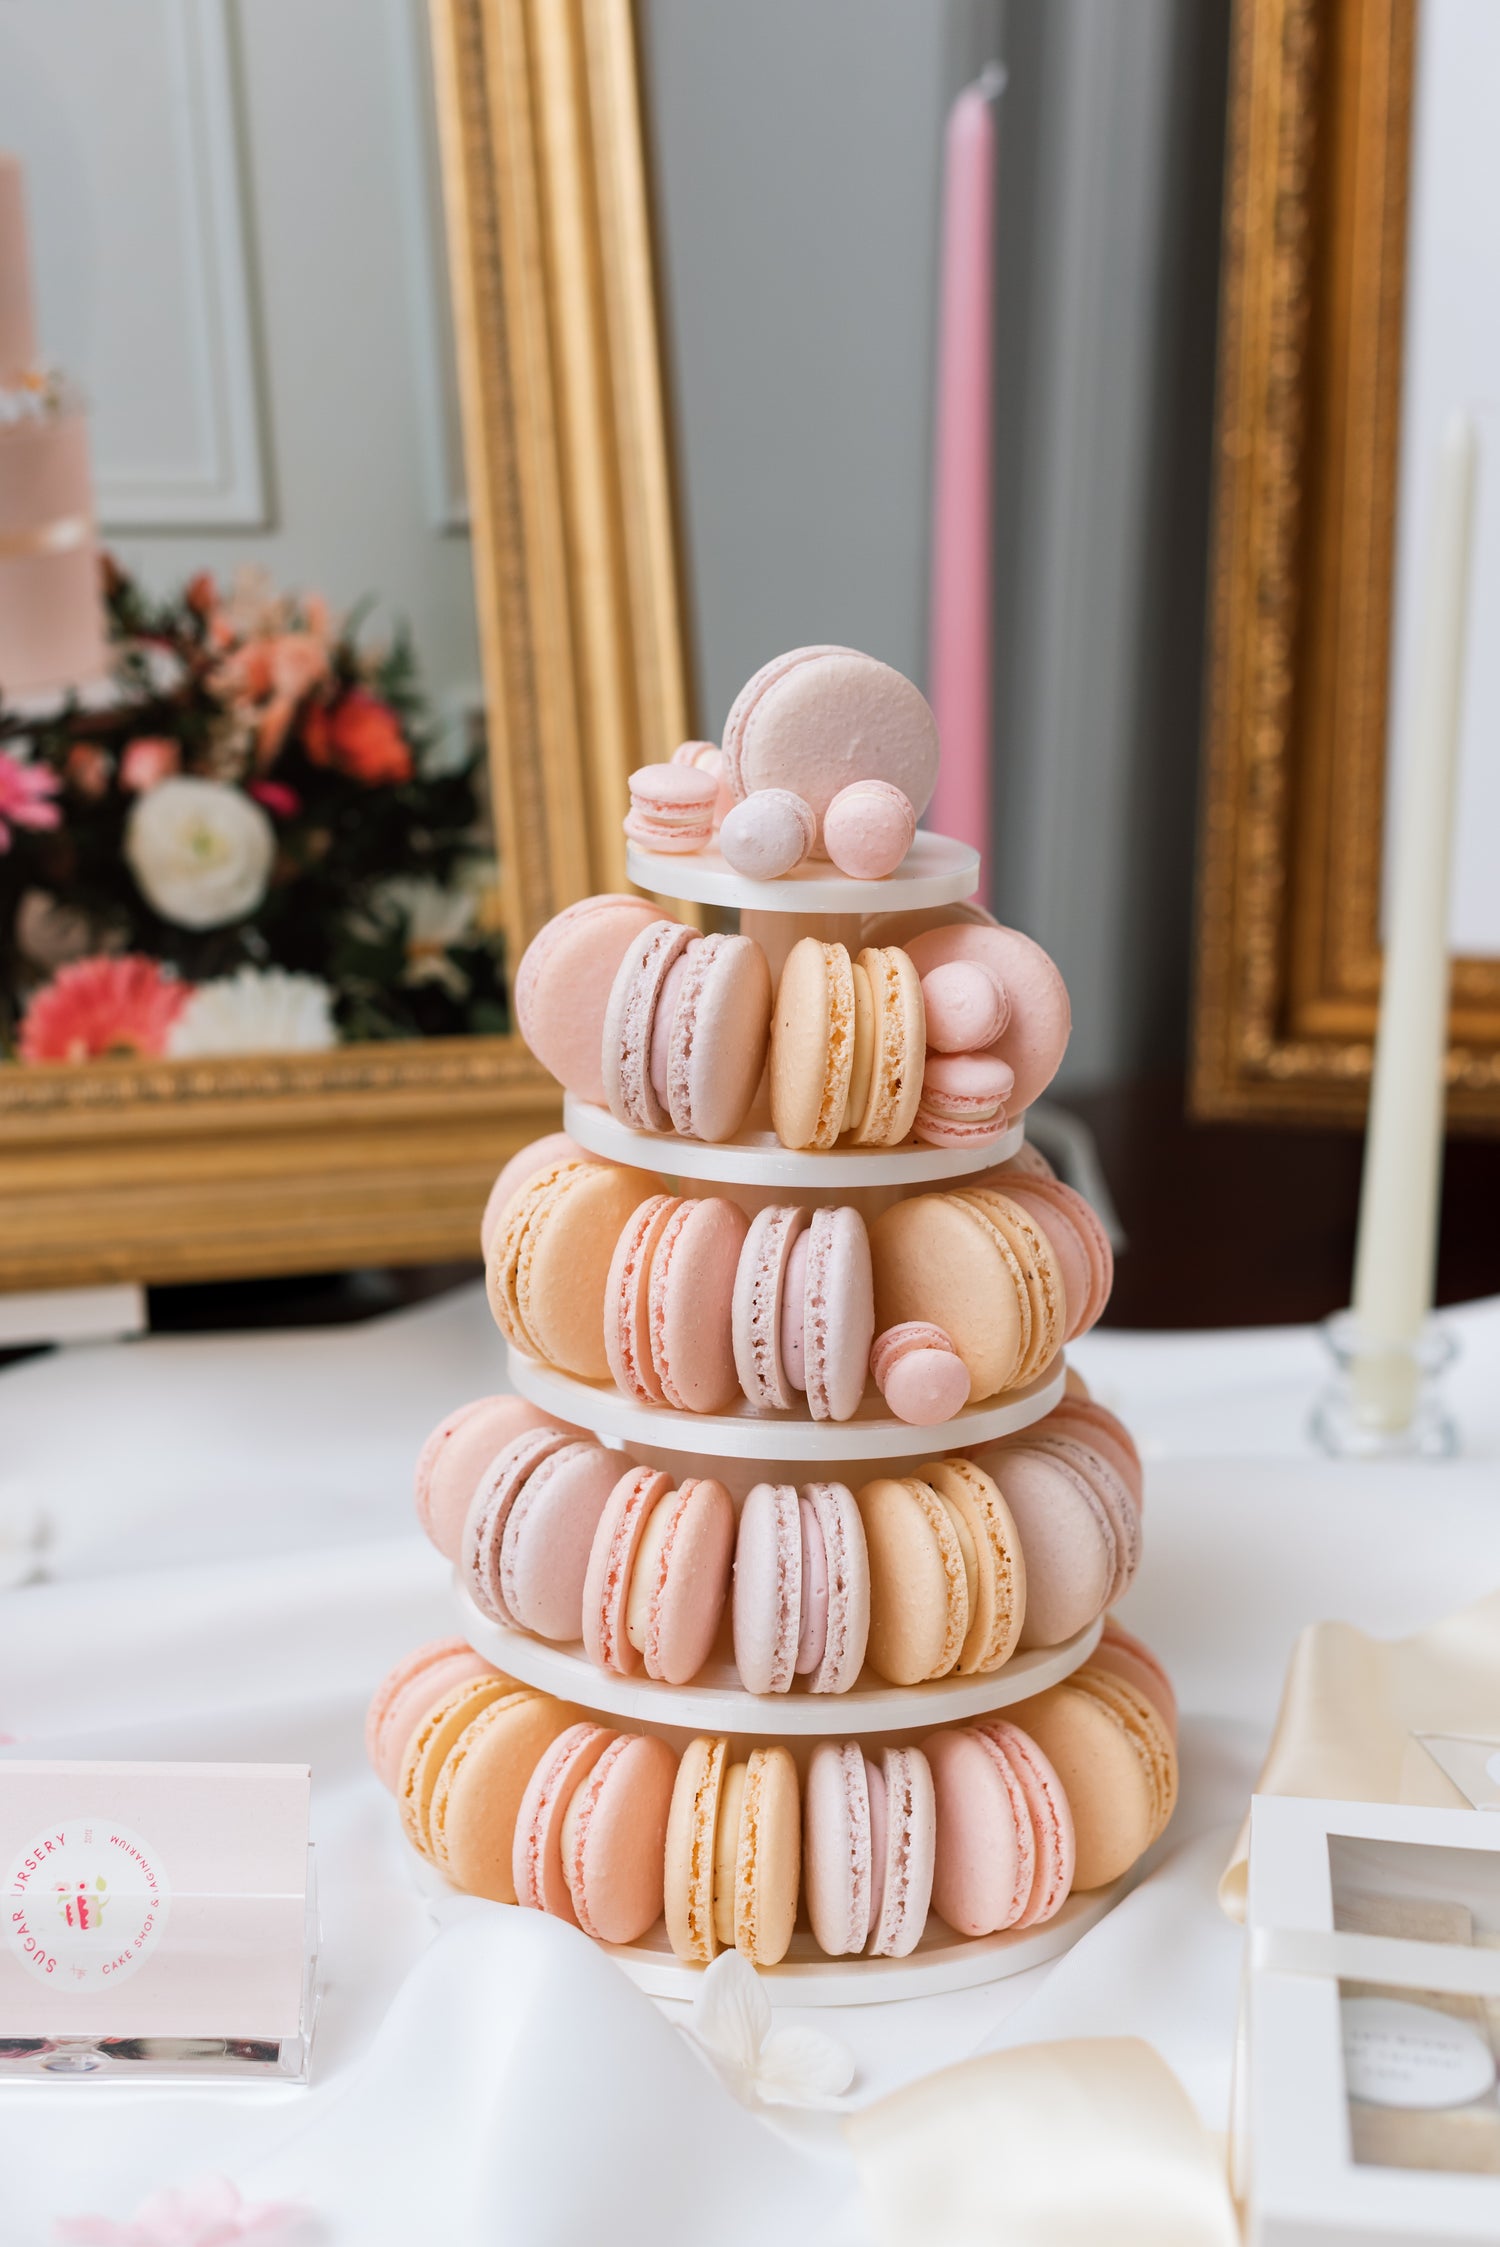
xmin=167 ymin=966 xmax=337 ymax=1057
xmin=18 ymin=954 xmax=186 ymax=1063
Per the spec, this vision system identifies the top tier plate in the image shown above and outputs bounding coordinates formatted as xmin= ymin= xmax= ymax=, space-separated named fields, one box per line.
xmin=626 ymin=830 xmax=980 ymax=915
xmin=563 ymin=1091 xmax=1023 ymax=1188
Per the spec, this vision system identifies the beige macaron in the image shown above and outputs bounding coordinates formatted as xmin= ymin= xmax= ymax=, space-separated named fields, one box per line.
xmin=664 ymin=1734 xmax=728 ymax=1963
xmin=859 ymin=1475 xmax=970 ymax=1686
xmin=845 ymin=946 xmax=925 ymax=1146
xmin=489 ymin=1159 xmax=652 ymax=1379
xmin=1010 ymin=1665 xmax=1177 ymax=1889
xmin=397 ymin=1674 xmax=517 ymax=1858
xmin=920 ymin=1457 xmax=1027 ymax=1672
xmin=951 ymin=1189 xmax=1065 ymax=1387
xmin=712 ymin=1745 xmax=801 ymax=1966
xmin=769 ymin=938 xmax=855 ymax=1150
xmin=869 ymin=1192 xmax=1033 ymax=1399
xmin=428 ymin=1687 xmax=579 ymax=1902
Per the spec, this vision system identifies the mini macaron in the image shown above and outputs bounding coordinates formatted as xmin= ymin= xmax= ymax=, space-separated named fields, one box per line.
xmin=515 ymin=894 xmax=662 ymax=1103
xmin=821 ymin=779 xmax=917 ymax=880
xmin=920 ymin=960 xmax=1009 ymax=1055
xmin=973 ymin=1435 xmax=1130 ymax=1649
xmin=733 ymin=1204 xmax=873 ymax=1419
xmin=672 ymin=738 xmax=734 ymax=827
xmin=718 ymin=788 xmax=815 ymax=880
xmin=1009 ymin=1665 xmax=1177 ymax=1890
xmin=624 ymin=763 xmax=716 ymax=853
xmin=366 ymin=1640 xmax=504 ymax=1794
xmin=913 ymin=1051 xmax=1015 ymax=1149
xmin=480 ymin=1133 xmax=593 ymax=1264
xmin=621 ymin=1474 xmax=735 ymax=1684
xmin=713 ymin=1745 xmax=801 ymax=1966
xmin=928 ymin=1719 xmax=1074 ymax=1936
xmin=462 ymin=1428 xmax=623 ymax=1641
xmin=722 ymin=646 xmax=940 ymax=845
xmin=905 ymin=922 xmax=1070 ymax=1115
xmin=649 ymin=932 xmax=773 ymax=1142
xmin=427 ymin=1686 xmax=580 ymax=1903
xmin=1093 ymin=1619 xmax=1177 ymax=1738
xmin=769 ymin=938 xmax=855 ymax=1150
xmin=512 ymin=1721 xmax=617 ymax=1920
xmin=489 ymin=1158 xmax=656 ymax=1379
xmin=869 ymin=1323 xmax=972 ymax=1425
xmin=803 ymin=1740 xmax=936 ymax=1958
xmin=415 ymin=1393 xmax=573 ymax=1562
xmin=870 ymin=1191 xmax=1033 ymax=1400
xmin=559 ymin=1728 xmax=678 ymax=1943
xmin=732 ymin=1479 xmax=871 ymax=1695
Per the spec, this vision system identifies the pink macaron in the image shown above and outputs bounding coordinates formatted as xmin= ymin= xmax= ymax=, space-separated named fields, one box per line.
xmin=415 ymin=1394 xmax=575 ymax=1563
xmin=732 ymin=1480 xmax=870 ymax=1695
xmin=461 ymin=1427 xmax=621 ymax=1640
xmin=821 ymin=780 xmax=916 ymax=880
xmin=718 ymin=789 xmax=816 ymax=880
xmin=981 ymin=1175 xmax=1114 ymax=1339
xmin=803 ymin=1739 xmax=936 ymax=1957
xmin=919 ymin=961 xmax=1010 ymax=1055
xmin=623 ymin=763 xmax=716 ymax=853
xmin=603 ymin=920 xmax=697 ymax=1131
xmin=651 ymin=1197 xmax=748 ymax=1413
xmin=513 ymin=1721 xmax=617 ymax=1921
xmin=1094 ymin=1619 xmax=1177 ymax=1737
xmin=621 ymin=1474 xmax=735 ymax=1684
xmin=515 ymin=894 xmax=663 ymax=1103
xmin=928 ymin=1719 xmax=1074 ymax=1937
xmin=647 ymin=932 xmax=773 ymax=1142
xmin=973 ymin=1435 xmax=1137 ymax=1648
xmin=560 ymin=1728 xmax=679 ymax=1944
xmin=672 ymin=739 xmax=734 ymax=827
xmin=905 ymin=923 xmax=1071 ymax=1114
xmin=480 ymin=1134 xmax=593 ymax=1265
xmin=734 ymin=1204 xmax=874 ymax=1421
xmin=869 ymin=1322 xmax=972 ymax=1425
xmin=1042 ymin=1398 xmax=1143 ymax=1510
xmin=365 ymin=1640 xmax=502 ymax=1793
xmin=913 ymin=1050 xmax=1015 ymax=1149
xmin=581 ymin=1465 xmax=674 ymax=1675
xmin=721 ymin=646 xmax=940 ymax=847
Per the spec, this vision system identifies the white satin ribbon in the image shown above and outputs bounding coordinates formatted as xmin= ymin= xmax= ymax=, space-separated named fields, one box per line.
xmin=1253 ymin=1924 xmax=1500 ymax=1997
xmin=844 ymin=2036 xmax=1239 ymax=2247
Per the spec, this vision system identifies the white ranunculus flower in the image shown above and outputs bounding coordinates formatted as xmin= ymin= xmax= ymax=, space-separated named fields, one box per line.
xmin=167 ymin=966 xmax=338 ymax=1057
xmin=124 ymin=777 xmax=276 ymax=930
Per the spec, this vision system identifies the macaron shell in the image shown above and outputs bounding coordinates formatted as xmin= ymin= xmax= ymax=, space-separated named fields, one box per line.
xmin=640 ymin=1476 xmax=735 ymax=1683
xmin=515 ymin=895 xmax=661 ymax=1102
xmin=859 ymin=1475 xmax=968 ymax=1685
xmin=905 ymin=923 xmax=1070 ymax=1114
xmin=981 ymin=1719 xmax=1076 ymax=1926
xmin=1096 ymin=1620 xmax=1177 ymax=1736
xmin=849 ymin=947 xmax=925 ymax=1146
xmin=480 ymin=1134 xmax=590 ymax=1264
xmin=603 ymin=919 xmax=696 ymax=1131
xmin=500 ymin=1441 xmax=623 ymax=1641
xmin=650 ymin=1196 xmax=748 ymax=1412
xmin=666 ymin=932 xmax=772 ymax=1142
xmin=996 ymin=1177 xmax=1114 ymax=1338
xmin=398 ymin=1675 xmax=515 ymax=1857
xmin=511 ymin=1721 xmax=616 ymax=1919
xmin=430 ymin=1689 xmax=579 ymax=1903
xmin=1026 ymin=1434 xmax=1141 ymax=1605
xmin=461 ymin=1425 xmax=575 ymax=1625
xmin=804 ymin=1740 xmax=871 ymax=1956
xmin=920 ymin=1457 xmax=1027 ymax=1673
xmin=732 ymin=1482 xmax=802 ymax=1694
xmin=804 ymin=1480 xmax=871 ymax=1692
xmin=732 ymin=1204 xmax=811 ymax=1409
xmin=977 ymin=1440 xmax=1116 ymax=1648
xmin=954 ymin=1190 xmax=1063 ymax=1388
xmin=722 ymin=646 xmax=939 ymax=839
xmin=870 ymin=1744 xmax=936 ymax=1957
xmin=802 ymin=1206 xmax=875 ymax=1422
xmin=605 ymin=1193 xmax=677 ymax=1403
xmin=1073 ymin=1665 xmax=1178 ymax=1842
xmin=735 ymin=1745 xmax=801 ymax=1965
xmin=664 ymin=1735 xmax=726 ymax=1962
xmin=1009 ymin=1677 xmax=1158 ymax=1890
xmin=769 ymin=939 xmax=854 ymax=1150
xmin=563 ymin=1730 xmax=678 ymax=1944
xmin=870 ymin=1192 xmax=1027 ymax=1400
xmin=927 ymin=1725 xmax=1034 ymax=1937
xmin=582 ymin=1465 xmax=675 ymax=1674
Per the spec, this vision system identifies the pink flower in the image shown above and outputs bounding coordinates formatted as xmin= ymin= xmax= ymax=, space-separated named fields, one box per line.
xmin=0 ymin=750 xmax=62 ymax=850
xmin=120 ymin=738 xmax=181 ymax=793
xmin=184 ymin=570 xmax=217 ymax=617
xmin=66 ymin=743 xmax=112 ymax=800
xmin=18 ymin=955 xmax=189 ymax=1064
xmin=248 ymin=780 xmax=301 ymax=819
xmin=55 ymin=2172 xmax=316 ymax=2246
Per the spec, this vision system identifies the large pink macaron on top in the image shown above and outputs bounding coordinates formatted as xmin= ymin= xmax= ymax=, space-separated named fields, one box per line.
xmin=366 ymin=1639 xmax=501 ymax=1794
xmin=905 ymin=923 xmax=1070 ymax=1114
xmin=721 ymin=646 xmax=940 ymax=846
xmin=821 ymin=779 xmax=916 ymax=880
xmin=480 ymin=1133 xmax=592 ymax=1265
xmin=516 ymin=894 xmax=663 ymax=1103
xmin=415 ymin=1394 xmax=571 ymax=1563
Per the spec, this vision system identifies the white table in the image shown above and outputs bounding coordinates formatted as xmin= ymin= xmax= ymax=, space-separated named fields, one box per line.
xmin=2 ymin=1285 xmax=1497 ymax=2245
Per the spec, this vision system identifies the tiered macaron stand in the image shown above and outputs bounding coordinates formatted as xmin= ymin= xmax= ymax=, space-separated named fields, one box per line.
xmin=450 ymin=836 xmax=1123 ymax=2003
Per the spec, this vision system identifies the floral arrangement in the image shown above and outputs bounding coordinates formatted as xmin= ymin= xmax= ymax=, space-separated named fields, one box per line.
xmin=0 ymin=560 xmax=506 ymax=1063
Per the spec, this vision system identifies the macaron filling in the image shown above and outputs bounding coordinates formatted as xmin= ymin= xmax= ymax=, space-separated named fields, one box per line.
xmin=796 ymin=1495 xmax=829 ymax=1677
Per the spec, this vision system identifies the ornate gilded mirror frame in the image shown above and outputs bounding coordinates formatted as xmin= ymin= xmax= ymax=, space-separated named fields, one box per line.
xmin=0 ymin=0 xmax=688 ymax=1289
xmin=1193 ymin=0 xmax=1498 ymax=1125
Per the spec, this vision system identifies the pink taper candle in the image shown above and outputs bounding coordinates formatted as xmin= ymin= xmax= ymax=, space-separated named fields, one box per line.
xmin=927 ymin=66 xmax=1004 ymax=899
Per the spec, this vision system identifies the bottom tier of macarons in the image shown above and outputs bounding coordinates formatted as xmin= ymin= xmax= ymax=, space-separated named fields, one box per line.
xmin=368 ymin=1621 xmax=1177 ymax=1972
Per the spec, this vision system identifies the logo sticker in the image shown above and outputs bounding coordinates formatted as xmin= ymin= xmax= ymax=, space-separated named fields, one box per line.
xmin=6 ymin=1819 xmax=170 ymax=1990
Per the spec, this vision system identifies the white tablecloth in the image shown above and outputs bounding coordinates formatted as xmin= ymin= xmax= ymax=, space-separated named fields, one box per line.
xmin=3 ymin=1284 xmax=1498 ymax=2245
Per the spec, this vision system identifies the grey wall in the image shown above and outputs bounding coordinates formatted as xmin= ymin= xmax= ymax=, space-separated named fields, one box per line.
xmin=641 ymin=0 xmax=1229 ymax=1091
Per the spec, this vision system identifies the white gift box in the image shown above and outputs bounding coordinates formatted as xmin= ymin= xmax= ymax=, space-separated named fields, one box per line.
xmin=1245 ymin=1795 xmax=1500 ymax=2247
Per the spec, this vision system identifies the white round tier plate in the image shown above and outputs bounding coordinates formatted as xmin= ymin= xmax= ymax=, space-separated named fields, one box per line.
xmin=411 ymin=1855 xmax=1126 ymax=2007
xmin=454 ymin=1579 xmax=1099 ymax=1735
xmin=562 ymin=1092 xmax=1024 ymax=1187
xmin=507 ymin=1347 xmax=1066 ymax=1461
xmin=627 ymin=830 xmax=980 ymax=915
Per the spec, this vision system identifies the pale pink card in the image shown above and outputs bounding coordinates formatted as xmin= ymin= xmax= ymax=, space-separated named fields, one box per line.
xmin=1 ymin=1761 xmax=310 ymax=2038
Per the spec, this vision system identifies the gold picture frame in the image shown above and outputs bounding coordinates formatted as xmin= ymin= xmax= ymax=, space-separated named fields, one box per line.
xmin=1193 ymin=0 xmax=1500 ymax=1126
xmin=0 ymin=0 xmax=688 ymax=1290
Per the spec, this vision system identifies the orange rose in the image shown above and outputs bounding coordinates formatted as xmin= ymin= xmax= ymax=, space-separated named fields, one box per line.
xmin=302 ymin=689 xmax=412 ymax=786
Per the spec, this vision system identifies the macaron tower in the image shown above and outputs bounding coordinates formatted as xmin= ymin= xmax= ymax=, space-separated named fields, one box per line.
xmin=375 ymin=647 xmax=1175 ymax=2004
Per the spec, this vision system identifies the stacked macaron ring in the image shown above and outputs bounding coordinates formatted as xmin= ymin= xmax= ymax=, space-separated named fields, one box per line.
xmin=373 ymin=646 xmax=1175 ymax=2000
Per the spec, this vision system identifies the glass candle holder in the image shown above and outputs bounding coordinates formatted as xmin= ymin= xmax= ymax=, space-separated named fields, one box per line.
xmin=1310 ymin=1309 xmax=1460 ymax=1460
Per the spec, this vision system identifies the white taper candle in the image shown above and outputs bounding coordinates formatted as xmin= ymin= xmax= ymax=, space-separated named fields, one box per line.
xmin=1350 ymin=411 xmax=1478 ymax=1429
